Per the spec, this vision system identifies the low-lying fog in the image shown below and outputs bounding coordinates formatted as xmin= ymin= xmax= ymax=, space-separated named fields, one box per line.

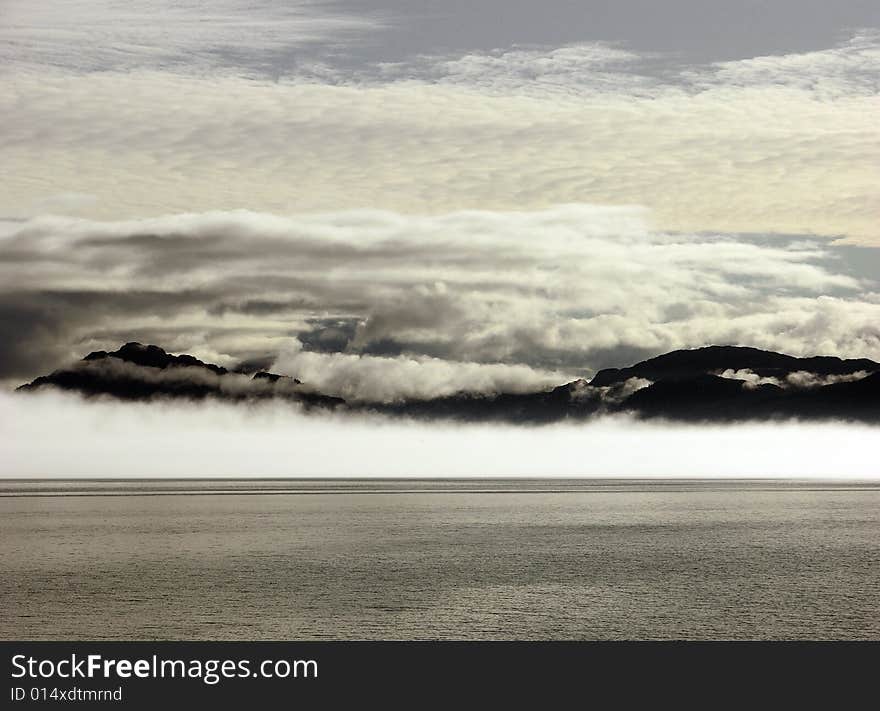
xmin=3 ymin=391 xmax=877 ymax=479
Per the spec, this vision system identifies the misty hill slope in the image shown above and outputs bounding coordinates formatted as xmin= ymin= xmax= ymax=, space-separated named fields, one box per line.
xmin=586 ymin=346 xmax=880 ymax=422
xmin=18 ymin=342 xmax=342 ymax=408
xmin=621 ymin=371 xmax=880 ymax=422
xmin=372 ymin=382 xmax=596 ymax=423
xmin=590 ymin=345 xmax=879 ymax=386
xmin=16 ymin=342 xmax=880 ymax=423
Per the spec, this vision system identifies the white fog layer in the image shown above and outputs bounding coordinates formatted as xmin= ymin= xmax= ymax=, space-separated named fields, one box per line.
xmin=3 ymin=391 xmax=877 ymax=479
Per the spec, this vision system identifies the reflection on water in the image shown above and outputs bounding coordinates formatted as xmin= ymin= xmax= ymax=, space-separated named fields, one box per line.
xmin=2 ymin=479 xmax=878 ymax=640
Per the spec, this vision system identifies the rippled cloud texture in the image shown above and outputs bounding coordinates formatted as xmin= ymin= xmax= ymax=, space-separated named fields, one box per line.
xmin=1 ymin=2 xmax=878 ymax=242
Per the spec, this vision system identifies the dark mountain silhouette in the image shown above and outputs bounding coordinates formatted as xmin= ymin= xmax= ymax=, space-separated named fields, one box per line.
xmin=590 ymin=345 xmax=878 ymax=386
xmin=16 ymin=343 xmax=880 ymax=423
xmin=18 ymin=342 xmax=342 ymax=408
xmin=621 ymin=375 xmax=784 ymax=420
xmin=83 ymin=342 xmax=229 ymax=375
xmin=372 ymin=347 xmax=880 ymax=422
xmin=374 ymin=381 xmax=595 ymax=423
xmin=252 ymin=371 xmax=300 ymax=384
xmin=619 ymin=371 xmax=880 ymax=422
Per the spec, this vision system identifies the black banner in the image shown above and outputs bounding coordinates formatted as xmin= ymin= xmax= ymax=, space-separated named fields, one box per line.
xmin=3 ymin=642 xmax=877 ymax=708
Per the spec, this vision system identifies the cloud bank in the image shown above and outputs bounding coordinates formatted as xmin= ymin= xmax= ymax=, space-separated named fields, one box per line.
xmin=0 ymin=0 xmax=384 ymax=73
xmin=3 ymin=205 xmax=879 ymax=396
xmin=3 ymin=391 xmax=878 ymax=478
xmin=272 ymin=345 xmax=570 ymax=402
xmin=2 ymin=31 xmax=877 ymax=242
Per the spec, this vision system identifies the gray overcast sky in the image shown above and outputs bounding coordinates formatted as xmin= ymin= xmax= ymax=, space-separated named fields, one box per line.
xmin=334 ymin=0 xmax=880 ymax=63
xmin=3 ymin=0 xmax=879 ymax=72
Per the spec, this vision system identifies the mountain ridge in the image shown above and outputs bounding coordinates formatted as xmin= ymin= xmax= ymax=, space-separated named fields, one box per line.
xmin=19 ymin=342 xmax=342 ymax=408
xmin=16 ymin=342 xmax=880 ymax=423
xmin=590 ymin=345 xmax=879 ymax=386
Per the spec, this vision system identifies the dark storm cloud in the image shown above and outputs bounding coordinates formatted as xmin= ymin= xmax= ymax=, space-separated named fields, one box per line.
xmin=0 ymin=295 xmax=70 ymax=379
xmin=297 ymin=318 xmax=361 ymax=353
xmin=0 ymin=290 xmax=219 ymax=380
xmin=208 ymin=298 xmax=321 ymax=318
xmin=77 ymin=233 xmax=530 ymax=279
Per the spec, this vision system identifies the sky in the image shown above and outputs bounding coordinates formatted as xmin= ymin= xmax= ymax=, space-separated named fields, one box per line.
xmin=1 ymin=0 xmax=879 ymax=396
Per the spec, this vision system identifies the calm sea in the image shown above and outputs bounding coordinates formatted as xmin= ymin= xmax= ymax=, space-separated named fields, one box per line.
xmin=1 ymin=479 xmax=878 ymax=640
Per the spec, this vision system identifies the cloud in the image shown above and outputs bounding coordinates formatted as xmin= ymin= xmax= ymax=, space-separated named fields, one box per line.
xmin=1 ymin=34 xmax=877 ymax=242
xmin=375 ymin=42 xmax=653 ymax=96
xmin=718 ymin=368 xmax=872 ymax=389
xmin=692 ymin=30 xmax=880 ymax=96
xmin=272 ymin=343 xmax=570 ymax=402
xmin=4 ymin=390 xmax=880 ymax=478
xmin=0 ymin=0 xmax=384 ymax=74
xmin=2 ymin=205 xmax=878 ymax=390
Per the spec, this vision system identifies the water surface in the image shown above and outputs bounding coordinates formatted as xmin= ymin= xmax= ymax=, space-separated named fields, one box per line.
xmin=1 ymin=479 xmax=878 ymax=639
